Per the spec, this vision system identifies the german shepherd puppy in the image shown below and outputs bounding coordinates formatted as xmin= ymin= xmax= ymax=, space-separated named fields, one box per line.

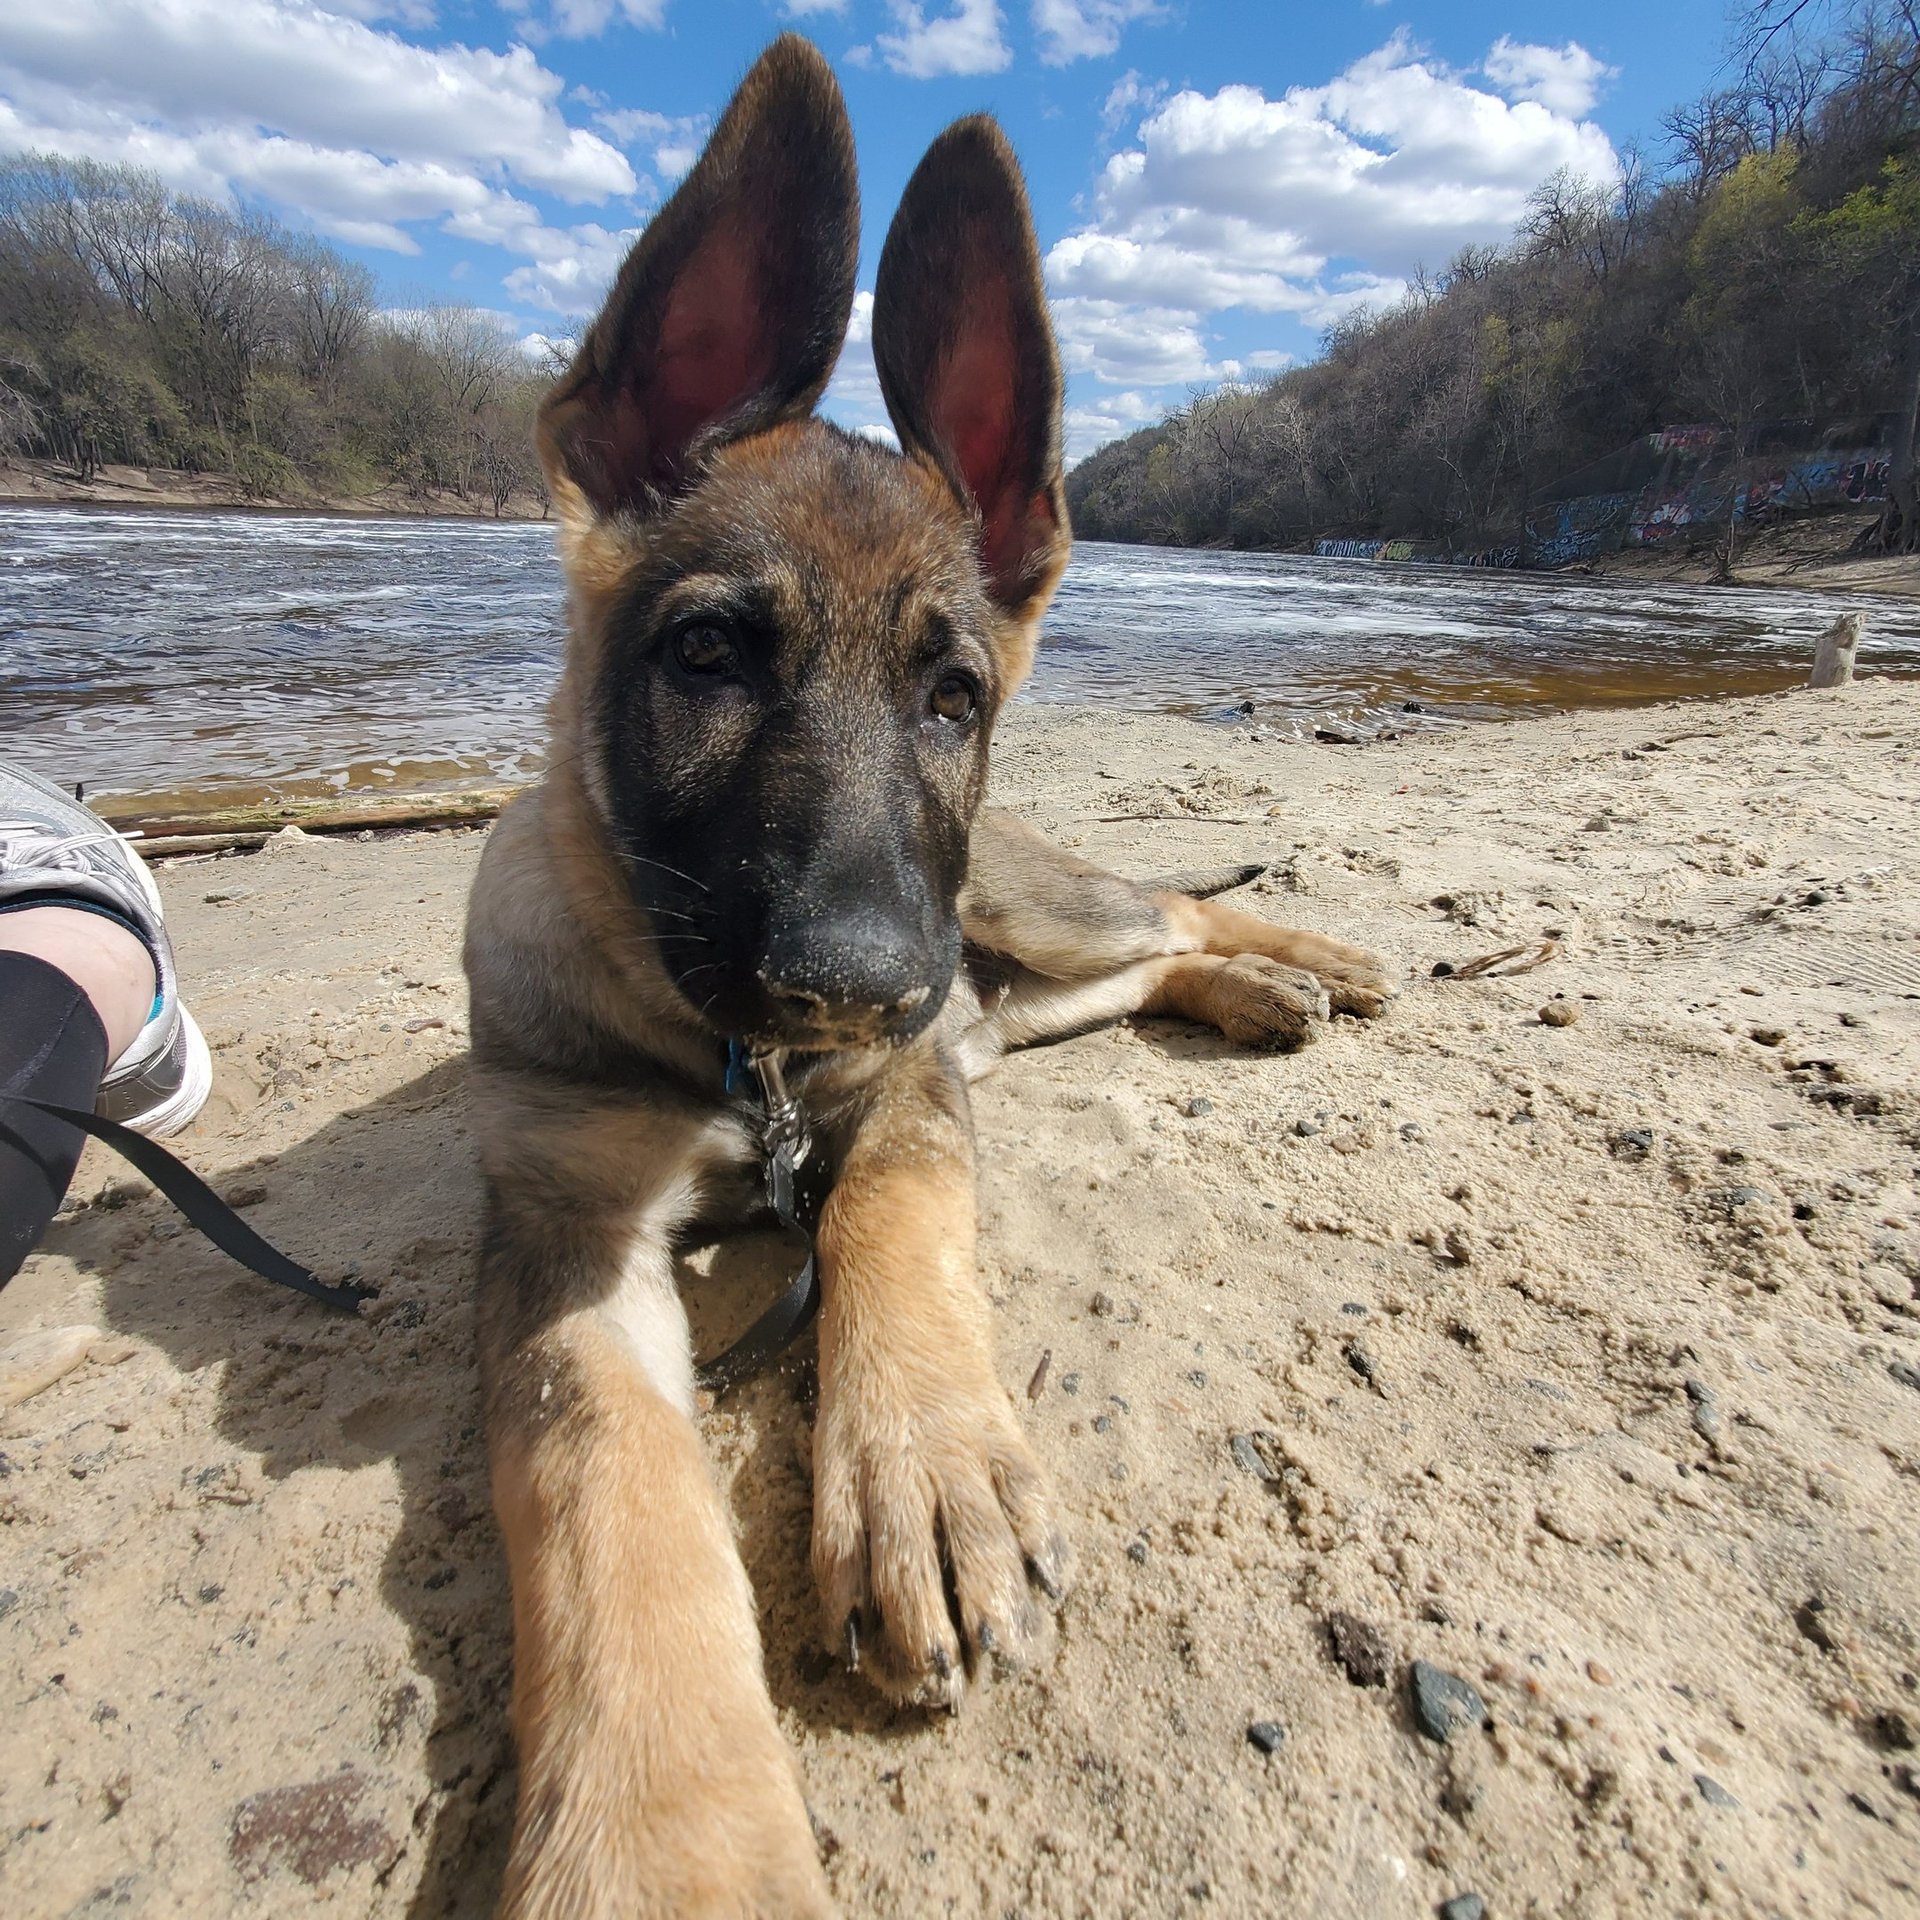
xmin=463 ymin=36 xmax=1392 ymax=1915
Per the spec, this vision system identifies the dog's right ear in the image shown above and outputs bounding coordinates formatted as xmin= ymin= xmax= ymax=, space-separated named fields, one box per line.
xmin=539 ymin=35 xmax=858 ymax=518
xmin=873 ymin=116 xmax=1067 ymax=630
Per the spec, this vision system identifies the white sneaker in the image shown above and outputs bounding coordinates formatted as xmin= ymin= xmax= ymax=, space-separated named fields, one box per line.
xmin=0 ymin=763 xmax=212 ymax=1138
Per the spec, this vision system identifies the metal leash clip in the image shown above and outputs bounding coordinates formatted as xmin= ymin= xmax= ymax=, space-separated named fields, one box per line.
xmin=749 ymin=1048 xmax=810 ymax=1167
xmin=696 ymin=1043 xmax=820 ymax=1397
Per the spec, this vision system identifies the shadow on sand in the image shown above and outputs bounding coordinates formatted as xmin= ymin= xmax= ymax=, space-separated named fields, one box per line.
xmin=37 ymin=1052 xmax=927 ymax=1913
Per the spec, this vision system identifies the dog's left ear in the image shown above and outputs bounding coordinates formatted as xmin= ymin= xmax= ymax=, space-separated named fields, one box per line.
xmin=874 ymin=117 xmax=1069 ymax=626
xmin=539 ymin=34 xmax=858 ymax=518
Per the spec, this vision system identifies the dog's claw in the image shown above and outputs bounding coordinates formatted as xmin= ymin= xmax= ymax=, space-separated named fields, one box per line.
xmin=1028 ymin=1553 xmax=1064 ymax=1604
xmin=844 ymin=1613 xmax=860 ymax=1673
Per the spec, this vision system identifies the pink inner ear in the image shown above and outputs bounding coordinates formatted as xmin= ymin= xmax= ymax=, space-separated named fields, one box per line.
xmin=930 ymin=276 xmax=1046 ymax=590
xmin=648 ymin=224 xmax=772 ymax=481
xmin=932 ymin=278 xmax=1016 ymax=506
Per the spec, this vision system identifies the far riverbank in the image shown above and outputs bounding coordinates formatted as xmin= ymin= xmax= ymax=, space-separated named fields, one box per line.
xmin=0 ymin=457 xmax=551 ymax=525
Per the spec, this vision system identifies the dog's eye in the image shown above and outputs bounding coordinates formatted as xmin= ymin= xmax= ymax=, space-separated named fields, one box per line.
xmin=929 ymin=673 xmax=978 ymax=724
xmin=673 ymin=623 xmax=739 ymax=677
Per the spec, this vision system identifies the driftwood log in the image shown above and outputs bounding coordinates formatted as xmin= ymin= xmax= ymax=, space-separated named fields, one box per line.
xmin=104 ymin=786 xmax=521 ymax=860
xmin=1809 ymin=612 xmax=1862 ymax=689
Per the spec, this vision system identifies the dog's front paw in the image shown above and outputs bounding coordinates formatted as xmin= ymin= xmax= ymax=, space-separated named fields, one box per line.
xmin=1272 ymin=931 xmax=1398 ymax=1020
xmin=1207 ymin=952 xmax=1331 ymax=1048
xmin=811 ymin=1352 xmax=1069 ymax=1708
xmin=1314 ymin=947 xmax=1396 ymax=1020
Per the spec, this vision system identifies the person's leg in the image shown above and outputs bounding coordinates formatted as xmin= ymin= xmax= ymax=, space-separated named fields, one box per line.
xmin=0 ymin=908 xmax=157 ymax=1284
xmin=2 ymin=764 xmax=212 ymax=1284
xmin=2 ymin=906 xmax=157 ymax=1062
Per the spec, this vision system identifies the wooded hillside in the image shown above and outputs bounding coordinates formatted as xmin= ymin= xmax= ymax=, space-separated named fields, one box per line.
xmin=0 ymin=156 xmax=553 ymax=514
xmin=1067 ymin=6 xmax=1920 ymax=557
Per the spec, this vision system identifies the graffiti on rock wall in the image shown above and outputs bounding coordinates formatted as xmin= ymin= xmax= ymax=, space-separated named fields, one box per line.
xmin=1649 ymin=425 xmax=1723 ymax=456
xmin=1627 ymin=447 xmax=1887 ymax=547
xmin=1315 ymin=428 xmax=1890 ymax=572
xmin=1313 ymin=537 xmax=1447 ymax=563
xmin=1525 ymin=490 xmax=1637 ymax=566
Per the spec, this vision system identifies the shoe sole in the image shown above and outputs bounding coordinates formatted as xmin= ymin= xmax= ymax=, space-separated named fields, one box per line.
xmin=125 ymin=1006 xmax=213 ymax=1139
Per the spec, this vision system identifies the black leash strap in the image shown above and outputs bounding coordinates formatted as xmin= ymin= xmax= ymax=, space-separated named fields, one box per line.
xmin=1 ymin=1094 xmax=369 ymax=1314
xmin=694 ymin=1048 xmax=819 ymax=1397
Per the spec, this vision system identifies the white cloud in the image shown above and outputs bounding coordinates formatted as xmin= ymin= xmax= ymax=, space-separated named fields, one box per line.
xmin=1033 ymin=0 xmax=1161 ymax=67
xmin=1482 ymin=37 xmax=1615 ymax=119
xmin=499 ymin=221 xmax=640 ymax=313
xmin=1100 ymin=69 xmax=1165 ymax=136
xmin=1046 ymin=33 xmax=1621 ymax=459
xmin=324 ymin=0 xmax=438 ymax=23
xmin=1063 ymin=386 xmax=1160 ymax=462
xmin=782 ymin=0 xmax=850 ymax=13
xmin=821 ymin=289 xmax=891 ymax=437
xmin=0 ymin=0 xmax=671 ymax=315
xmin=0 ymin=4 xmax=634 ymax=202
xmin=875 ymin=0 xmax=1011 ymax=78
xmin=592 ymin=106 xmax=708 ymax=183
xmin=503 ymin=0 xmax=670 ymax=36
xmin=1047 ymin=34 xmax=1618 ymax=329
xmin=1050 ymin=297 xmax=1227 ymax=386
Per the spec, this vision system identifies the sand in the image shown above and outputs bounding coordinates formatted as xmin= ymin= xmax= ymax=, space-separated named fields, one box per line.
xmin=1585 ymin=511 xmax=1920 ymax=600
xmin=3 ymin=683 xmax=1919 ymax=1918
xmin=0 ymin=458 xmax=549 ymax=522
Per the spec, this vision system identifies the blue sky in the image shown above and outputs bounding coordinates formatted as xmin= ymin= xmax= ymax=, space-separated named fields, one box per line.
xmin=0 ymin=0 xmax=1735 ymax=459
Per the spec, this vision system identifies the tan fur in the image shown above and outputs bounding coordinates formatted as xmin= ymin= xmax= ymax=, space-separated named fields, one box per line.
xmin=1158 ymin=892 xmax=1397 ymax=1017
xmin=492 ymin=1320 xmax=829 ymax=1920
xmin=809 ymin=1057 xmax=1066 ymax=1708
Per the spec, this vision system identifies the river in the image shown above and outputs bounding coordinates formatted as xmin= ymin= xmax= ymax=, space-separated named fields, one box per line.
xmin=4 ymin=504 xmax=1916 ymax=811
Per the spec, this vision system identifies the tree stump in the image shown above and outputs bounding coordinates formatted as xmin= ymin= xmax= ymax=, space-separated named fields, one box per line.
xmin=1809 ymin=612 xmax=1861 ymax=689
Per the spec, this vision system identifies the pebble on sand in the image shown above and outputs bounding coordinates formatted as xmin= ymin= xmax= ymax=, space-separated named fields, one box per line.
xmin=0 ymin=1324 xmax=102 ymax=1409
xmin=1246 ymin=1721 xmax=1286 ymax=1755
xmin=1683 ymin=1377 xmax=1722 ymax=1443
xmin=1695 ymin=1773 xmax=1739 ymax=1809
xmin=1538 ymin=1000 xmax=1579 ymax=1026
xmin=1438 ymin=1897 xmax=1487 ymax=1920
xmin=1410 ymin=1661 xmax=1489 ymax=1742
xmin=1326 ymin=1611 xmax=1393 ymax=1688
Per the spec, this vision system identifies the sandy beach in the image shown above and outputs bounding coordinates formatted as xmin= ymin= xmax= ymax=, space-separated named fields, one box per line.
xmin=3 ymin=683 xmax=1918 ymax=1917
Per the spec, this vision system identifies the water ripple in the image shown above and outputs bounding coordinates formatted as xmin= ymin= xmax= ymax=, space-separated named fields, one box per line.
xmin=3 ymin=506 xmax=1915 ymax=810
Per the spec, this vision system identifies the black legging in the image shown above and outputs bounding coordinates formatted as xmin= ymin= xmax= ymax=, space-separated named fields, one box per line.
xmin=0 ymin=951 xmax=109 ymax=1284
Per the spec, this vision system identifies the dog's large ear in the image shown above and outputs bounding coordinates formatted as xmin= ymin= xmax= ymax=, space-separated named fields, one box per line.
xmin=873 ymin=117 xmax=1068 ymax=623
xmin=539 ymin=35 xmax=858 ymax=516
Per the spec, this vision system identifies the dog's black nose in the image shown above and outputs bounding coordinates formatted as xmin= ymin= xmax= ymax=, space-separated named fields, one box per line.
xmin=759 ymin=912 xmax=932 ymax=1028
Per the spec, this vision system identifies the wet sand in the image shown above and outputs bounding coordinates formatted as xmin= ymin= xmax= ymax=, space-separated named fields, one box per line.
xmin=2 ymin=684 xmax=1918 ymax=1917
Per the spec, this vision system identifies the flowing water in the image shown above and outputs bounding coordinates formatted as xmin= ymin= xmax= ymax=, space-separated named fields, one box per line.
xmin=4 ymin=504 xmax=1917 ymax=814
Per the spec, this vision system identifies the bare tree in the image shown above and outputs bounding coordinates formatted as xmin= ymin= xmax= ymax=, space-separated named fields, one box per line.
xmin=288 ymin=241 xmax=373 ymax=399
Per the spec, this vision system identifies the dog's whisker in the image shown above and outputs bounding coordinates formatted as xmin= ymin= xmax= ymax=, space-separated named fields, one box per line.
xmin=611 ymin=848 xmax=710 ymax=894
